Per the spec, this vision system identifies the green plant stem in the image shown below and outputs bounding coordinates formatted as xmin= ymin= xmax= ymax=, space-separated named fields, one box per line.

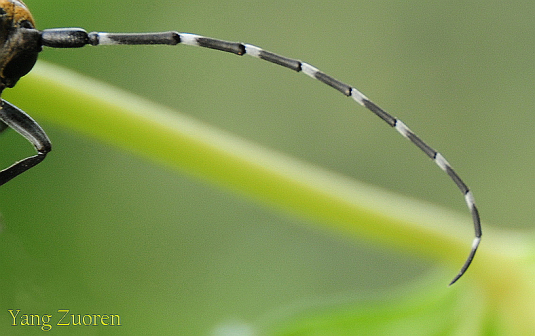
xmin=2 ymin=61 xmax=500 ymax=281
xmin=7 ymin=61 xmax=535 ymax=333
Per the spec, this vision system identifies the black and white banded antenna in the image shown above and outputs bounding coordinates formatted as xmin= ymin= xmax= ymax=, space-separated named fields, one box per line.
xmin=43 ymin=30 xmax=481 ymax=285
xmin=0 ymin=0 xmax=481 ymax=285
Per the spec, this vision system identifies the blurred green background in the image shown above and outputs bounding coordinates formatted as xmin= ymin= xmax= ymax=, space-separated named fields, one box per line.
xmin=0 ymin=0 xmax=533 ymax=334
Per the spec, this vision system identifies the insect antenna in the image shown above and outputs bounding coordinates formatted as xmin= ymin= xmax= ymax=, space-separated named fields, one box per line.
xmin=38 ymin=29 xmax=483 ymax=284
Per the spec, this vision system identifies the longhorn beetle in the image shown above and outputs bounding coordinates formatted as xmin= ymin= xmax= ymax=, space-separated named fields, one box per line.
xmin=0 ymin=0 xmax=481 ymax=285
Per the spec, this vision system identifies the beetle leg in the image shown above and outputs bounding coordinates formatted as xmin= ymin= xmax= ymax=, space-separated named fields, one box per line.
xmin=0 ymin=100 xmax=51 ymax=185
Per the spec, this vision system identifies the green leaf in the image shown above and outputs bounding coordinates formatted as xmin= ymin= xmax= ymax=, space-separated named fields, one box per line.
xmin=256 ymin=271 xmax=486 ymax=336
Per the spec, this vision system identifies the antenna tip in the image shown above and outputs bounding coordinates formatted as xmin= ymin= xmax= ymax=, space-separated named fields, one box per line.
xmin=448 ymin=236 xmax=481 ymax=286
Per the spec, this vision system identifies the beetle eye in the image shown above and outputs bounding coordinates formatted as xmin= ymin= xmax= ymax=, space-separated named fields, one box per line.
xmin=19 ymin=20 xmax=33 ymax=29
